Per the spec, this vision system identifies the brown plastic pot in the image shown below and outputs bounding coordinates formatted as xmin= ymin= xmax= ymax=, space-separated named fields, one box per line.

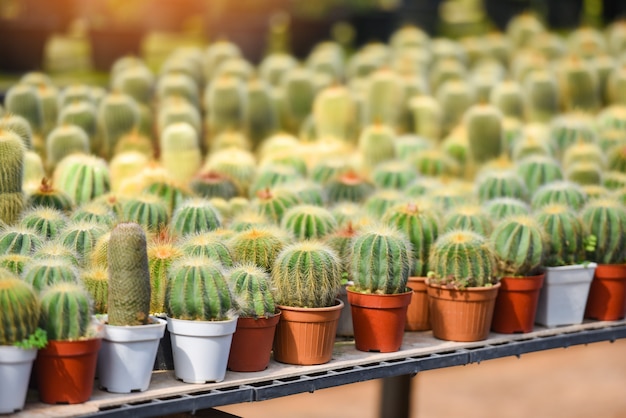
xmin=405 ymin=277 xmax=430 ymax=331
xmin=492 ymin=273 xmax=545 ymax=334
xmin=35 ymin=338 xmax=102 ymax=404
xmin=272 ymin=300 xmax=343 ymax=365
xmin=347 ymin=287 xmax=413 ymax=353
xmin=584 ymin=264 xmax=626 ymax=321
xmin=228 ymin=312 xmax=281 ymax=372
xmin=427 ymin=282 xmax=500 ymax=342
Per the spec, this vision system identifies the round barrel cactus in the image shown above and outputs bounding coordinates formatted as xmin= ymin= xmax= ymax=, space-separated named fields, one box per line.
xmin=581 ymin=198 xmax=626 ymax=264
xmin=358 ymin=123 xmax=397 ymax=170
xmin=190 ymin=171 xmax=240 ymax=200
xmin=372 ymin=159 xmax=419 ymax=190
xmin=53 ymin=154 xmax=110 ymax=206
xmin=227 ymin=263 xmax=276 ymax=318
xmin=228 ymin=225 xmax=292 ymax=273
xmin=281 ymin=204 xmax=337 ymax=240
xmin=0 ymin=253 xmax=31 ymax=275
xmin=39 ymin=282 xmax=93 ymax=341
xmin=324 ymin=171 xmax=375 ymax=205
xmin=535 ymin=203 xmax=586 ymax=267
xmin=530 ymin=180 xmax=587 ymax=211
xmin=476 ymin=169 xmax=528 ymax=203
xmin=45 ymin=124 xmax=90 ymax=171
xmin=71 ymin=201 xmax=117 ymax=227
xmin=22 ymin=257 xmax=79 ymax=293
xmin=170 ymin=198 xmax=222 ymax=237
xmin=443 ymin=204 xmax=493 ymax=236
xmin=26 ymin=178 xmax=74 ymax=213
xmin=490 ymin=215 xmax=546 ymax=276
xmin=123 ymin=194 xmax=169 ymax=233
xmin=464 ymin=103 xmax=503 ymax=165
xmin=516 ymin=155 xmax=564 ymax=195
xmin=483 ymin=197 xmax=531 ymax=223
xmin=59 ymin=221 xmax=107 ymax=266
xmin=252 ymin=188 xmax=301 ymax=224
xmin=0 ymin=225 xmax=43 ymax=255
xmin=0 ymin=272 xmax=40 ymax=345
xmin=20 ymin=207 xmax=67 ymax=240
xmin=0 ymin=129 xmax=26 ymax=225
xmin=178 ymin=232 xmax=234 ymax=267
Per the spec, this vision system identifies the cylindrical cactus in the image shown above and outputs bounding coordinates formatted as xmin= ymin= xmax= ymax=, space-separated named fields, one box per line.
xmin=38 ymin=282 xmax=93 ymax=341
xmin=313 ymin=84 xmax=356 ymax=142
xmin=556 ymin=55 xmax=599 ymax=112
xmin=357 ymin=123 xmax=396 ymax=170
xmin=156 ymin=72 xmax=200 ymax=108
xmin=0 ymin=272 xmax=40 ymax=345
xmin=280 ymin=66 xmax=316 ymax=133
xmin=271 ymin=240 xmax=342 ymax=307
xmin=123 ymin=194 xmax=169 ymax=233
xmin=20 ymin=207 xmax=67 ymax=240
xmin=228 ymin=225 xmax=292 ymax=273
xmin=96 ymin=91 xmax=140 ymax=159
xmin=170 ymin=198 xmax=222 ymax=237
xmin=146 ymin=233 xmax=183 ymax=315
xmin=408 ymin=95 xmax=443 ymax=141
xmin=523 ymin=69 xmax=559 ymax=123
xmin=580 ymin=198 xmax=626 ymax=264
xmin=4 ymin=83 xmax=43 ymax=134
xmin=428 ymin=229 xmax=497 ymax=288
xmin=71 ymin=201 xmax=117 ymax=227
xmin=244 ymin=78 xmax=279 ymax=149
xmin=159 ymin=122 xmax=202 ymax=184
xmin=227 ymin=263 xmax=275 ymax=318
xmin=490 ymin=215 xmax=546 ymax=276
xmin=349 ymin=224 xmax=412 ymax=294
xmin=107 ymin=222 xmax=151 ymax=326
xmin=79 ymin=268 xmax=108 ymax=315
xmin=57 ymin=100 xmax=97 ymax=141
xmin=0 ymin=113 xmax=33 ymax=150
xmin=157 ymin=96 xmax=202 ymax=139
xmin=530 ymin=180 xmax=587 ymax=211
xmin=490 ymin=80 xmax=524 ymax=119
xmin=280 ymin=204 xmax=337 ymax=240
xmin=111 ymin=64 xmax=155 ymax=105
xmin=204 ymin=74 xmax=246 ymax=137
xmin=443 ymin=204 xmax=493 ymax=236
xmin=27 ymin=178 xmax=74 ymax=213
xmin=0 ymin=225 xmax=43 ymax=255
xmin=436 ymin=79 xmax=474 ymax=136
xmin=45 ymin=124 xmax=90 ymax=172
xmin=22 ymin=257 xmax=79 ymax=293
xmin=53 ymin=153 xmax=111 ymax=206
xmin=464 ymin=102 xmax=503 ymax=165
xmin=0 ymin=129 xmax=26 ymax=225
xmin=166 ymin=256 xmax=233 ymax=321
xmin=535 ymin=203 xmax=586 ymax=267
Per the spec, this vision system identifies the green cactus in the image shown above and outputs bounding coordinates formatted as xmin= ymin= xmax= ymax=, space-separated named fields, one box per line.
xmin=271 ymin=240 xmax=341 ymax=307
xmin=535 ymin=203 xmax=586 ymax=267
xmin=313 ymin=84 xmax=356 ymax=142
xmin=442 ymin=128 xmax=470 ymax=172
xmin=4 ymin=83 xmax=43 ymax=134
xmin=408 ymin=95 xmax=443 ymax=141
xmin=79 ymin=267 xmax=108 ymax=315
xmin=603 ymin=171 xmax=626 ymax=190
xmin=58 ymin=100 xmax=98 ymax=143
xmin=357 ymin=123 xmax=396 ymax=170
xmin=549 ymin=112 xmax=598 ymax=160
xmin=53 ymin=153 xmax=110 ymax=206
xmin=582 ymin=184 xmax=611 ymax=201
xmin=190 ymin=171 xmax=240 ymax=200
xmin=143 ymin=180 xmax=191 ymax=215
xmin=156 ymin=72 xmax=200 ymax=108
xmin=530 ymin=180 xmax=587 ymax=211
xmin=170 ymin=198 xmax=222 ymax=236
xmin=178 ymin=231 xmax=233 ymax=267
xmin=0 ymin=129 xmax=26 ymax=225
xmin=202 ymin=147 xmax=257 ymax=196
xmin=310 ymin=157 xmax=354 ymax=185
xmin=557 ymin=55 xmax=599 ymax=112
xmin=204 ymin=74 xmax=246 ymax=137
xmin=227 ymin=263 xmax=276 ymax=318
xmin=349 ymin=224 xmax=412 ymax=294
xmin=27 ymin=178 xmax=74 ymax=213
xmin=34 ymin=240 xmax=81 ymax=267
xmin=165 ymin=256 xmax=233 ymax=321
xmin=0 ymin=272 xmax=40 ymax=346
xmin=259 ymin=52 xmax=298 ymax=87
xmin=523 ymin=69 xmax=559 ymax=123
xmin=96 ymin=91 xmax=140 ymax=159
xmin=58 ymin=84 xmax=92 ymax=107
xmin=324 ymin=221 xmax=358 ymax=282
xmin=230 ymin=210 xmax=270 ymax=232
xmin=0 ymin=225 xmax=42 ymax=255
xmin=252 ymin=187 xmax=301 ymax=224
xmin=490 ymin=80 xmax=524 ymax=119
xmin=107 ymin=222 xmax=152 ymax=326
xmin=144 ymin=232 xmax=182 ymax=315
xmin=89 ymin=231 xmax=110 ymax=269
xmin=483 ymin=197 xmax=531 ymax=223
xmin=324 ymin=171 xmax=375 ymax=205
xmin=581 ymin=198 xmax=626 ymax=264
xmin=476 ymin=169 xmax=529 ymax=203
xmin=428 ymin=229 xmax=497 ymax=288
xmin=228 ymin=225 xmax=292 ymax=273
xmin=159 ymin=122 xmax=202 ymax=184
xmin=562 ymin=142 xmax=606 ymax=171
xmin=394 ymin=134 xmax=435 ymax=162
xmin=39 ymin=282 xmax=92 ymax=341
xmin=490 ymin=215 xmax=546 ymax=276
xmin=411 ymin=148 xmax=461 ymax=177
xmin=156 ymin=96 xmax=202 ymax=138
xmin=443 ymin=204 xmax=493 ymax=236
xmin=71 ymin=201 xmax=116 ymax=227
xmin=0 ymin=253 xmax=32 ymax=275
xmin=427 ymin=181 xmax=474 ymax=213
xmin=244 ymin=78 xmax=279 ymax=148
xmin=516 ymin=155 xmax=564 ymax=195
xmin=405 ymin=176 xmax=444 ymax=197
xmin=372 ymin=160 xmax=418 ymax=190
xmin=565 ymin=161 xmax=603 ymax=185
xmin=45 ymin=124 xmax=90 ymax=172
xmin=250 ymin=163 xmax=303 ymax=197
xmin=22 ymin=257 xmax=79 ymax=293
xmin=281 ymin=66 xmax=316 ymax=133
xmin=20 ymin=207 xmax=67 ymax=240
xmin=436 ymin=79 xmax=474 ymax=136
xmin=363 ymin=189 xmax=404 ymax=218
xmin=59 ymin=221 xmax=107 ymax=267
xmin=607 ymin=144 xmax=626 ymax=173
xmin=123 ymin=194 xmax=169 ymax=233
xmin=0 ymin=113 xmax=33 ymax=150
xmin=280 ymin=204 xmax=337 ymax=240
xmin=36 ymin=83 xmax=59 ymax=140
xmin=464 ymin=102 xmax=503 ymax=166
xmin=111 ymin=64 xmax=155 ymax=104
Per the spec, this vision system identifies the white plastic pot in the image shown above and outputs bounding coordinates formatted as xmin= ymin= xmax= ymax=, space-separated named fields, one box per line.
xmin=0 ymin=346 xmax=37 ymax=414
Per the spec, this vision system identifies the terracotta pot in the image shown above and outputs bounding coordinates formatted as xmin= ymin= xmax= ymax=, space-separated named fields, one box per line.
xmin=228 ymin=312 xmax=281 ymax=372
xmin=347 ymin=288 xmax=413 ymax=353
xmin=35 ymin=338 xmax=102 ymax=404
xmin=585 ymin=264 xmax=626 ymax=321
xmin=405 ymin=277 xmax=430 ymax=331
xmin=492 ymin=273 xmax=545 ymax=334
xmin=427 ymin=282 xmax=501 ymax=342
xmin=273 ymin=299 xmax=343 ymax=366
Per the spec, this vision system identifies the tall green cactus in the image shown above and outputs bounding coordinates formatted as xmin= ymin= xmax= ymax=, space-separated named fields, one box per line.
xmin=96 ymin=91 xmax=140 ymax=159
xmin=0 ymin=113 xmax=33 ymax=150
xmin=581 ymin=198 xmax=626 ymax=264
xmin=227 ymin=263 xmax=275 ymax=318
xmin=205 ymin=74 xmax=246 ymax=137
xmin=523 ymin=69 xmax=559 ymax=123
xmin=159 ymin=122 xmax=202 ymax=184
xmin=313 ymin=84 xmax=356 ymax=142
xmin=170 ymin=198 xmax=222 ymax=237
xmin=490 ymin=215 xmax=546 ymax=276
xmin=357 ymin=123 xmax=396 ymax=170
xmin=58 ymin=100 xmax=97 ymax=142
xmin=465 ymin=102 xmax=503 ymax=165
xmin=244 ymin=78 xmax=279 ymax=148
xmin=535 ymin=203 xmax=586 ymax=267
xmin=22 ymin=257 xmax=79 ymax=293
xmin=0 ymin=272 xmax=40 ymax=345
xmin=39 ymin=282 xmax=93 ymax=341
xmin=0 ymin=129 xmax=26 ymax=225
xmin=271 ymin=240 xmax=342 ymax=307
xmin=147 ymin=233 xmax=183 ymax=314
xmin=350 ymin=224 xmax=413 ymax=294
xmin=4 ymin=83 xmax=43 ymax=134
xmin=107 ymin=222 xmax=151 ymax=326
xmin=166 ymin=256 xmax=233 ymax=321
xmin=281 ymin=204 xmax=337 ymax=240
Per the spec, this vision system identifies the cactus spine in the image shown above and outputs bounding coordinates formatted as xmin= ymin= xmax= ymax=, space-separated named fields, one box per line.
xmin=0 ymin=272 xmax=40 ymax=345
xmin=227 ymin=263 xmax=275 ymax=318
xmin=39 ymin=282 xmax=92 ymax=340
xmin=581 ymin=198 xmax=626 ymax=264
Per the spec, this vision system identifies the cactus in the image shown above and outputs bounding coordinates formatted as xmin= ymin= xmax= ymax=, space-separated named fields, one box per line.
xmin=20 ymin=207 xmax=67 ymax=240
xmin=59 ymin=221 xmax=108 ymax=266
xmin=259 ymin=52 xmax=298 ymax=87
xmin=159 ymin=122 xmax=202 ymax=184
xmin=143 ymin=180 xmax=191 ymax=215
xmin=281 ymin=66 xmax=316 ymax=133
xmin=443 ymin=204 xmax=493 ymax=237
xmin=607 ymin=144 xmax=626 ymax=173
xmin=260 ymin=151 xmax=308 ymax=178
xmin=227 ymin=263 xmax=275 ymax=318
xmin=549 ymin=112 xmax=597 ymax=160
xmin=363 ymin=189 xmax=404 ymax=218
xmin=4 ymin=83 xmax=43 ymax=134
xmin=45 ymin=124 xmax=90 ymax=172
xmin=27 ymin=178 xmax=74 ymax=213
xmin=71 ymin=201 xmax=117 ymax=227
xmin=523 ymin=69 xmax=559 ymax=123
xmin=36 ymin=83 xmax=59 ymax=140
xmin=202 ymin=147 xmax=257 ymax=196
xmin=228 ymin=225 xmax=292 ymax=273
xmin=428 ymin=229 xmax=497 ymax=288
xmin=0 ymin=129 xmax=26 ymax=225
xmin=157 ymin=96 xmax=202 ymax=138
xmin=562 ymin=142 xmax=606 ymax=171
xmin=310 ymin=157 xmax=354 ymax=185
xmin=0 ymin=226 xmax=42 ymax=255
xmin=123 ymin=194 xmax=169 ymax=233
xmin=581 ymin=198 xmax=626 ymax=264
xmin=607 ymin=64 xmax=626 ymax=105
xmin=252 ymin=187 xmax=300 ymax=224
xmin=603 ymin=171 xmax=626 ymax=190
xmin=535 ymin=203 xmax=586 ymax=266
xmin=464 ymin=102 xmax=503 ymax=165
xmin=427 ymin=181 xmax=474 ymax=213
xmin=0 ymin=113 xmax=33 ymax=149
xmin=405 ymin=176 xmax=444 ymax=198
xmin=408 ymin=95 xmax=443 ymax=141
xmin=436 ymin=79 xmax=474 ymax=136
xmin=490 ymin=215 xmax=546 ymax=276
xmin=156 ymin=73 xmax=200 ymax=108
xmin=582 ymin=184 xmax=611 ymax=201
xmin=190 ymin=171 xmax=240 ymax=200
xmin=170 ymin=198 xmax=222 ymax=236
xmin=111 ymin=64 xmax=155 ymax=105
xmin=59 ymin=84 xmax=92 ymax=107
xmin=34 ymin=240 xmax=81 ymax=267
xmin=531 ymin=180 xmax=587 ymax=211
xmin=0 ymin=272 xmax=40 ymax=346
xmin=349 ymin=224 xmax=412 ymax=294
xmin=516 ymin=155 xmax=564 ymax=195
xmin=324 ymin=221 xmax=358 ymax=281
xmin=107 ymin=222 xmax=151 ymax=326
xmin=394 ymin=134 xmax=435 ymax=162
xmin=410 ymin=148 xmax=461 ymax=177
xmin=53 ymin=153 xmax=110 ymax=206
xmin=281 ymin=204 xmax=337 ymax=240
xmin=178 ymin=231 xmax=233 ymax=267
xmin=324 ymin=171 xmax=376 ymax=205
xmin=483 ymin=197 xmax=531 ymax=223
xmin=476 ymin=169 xmax=528 ymax=203
xmin=165 ymin=256 xmax=233 ymax=321
xmin=557 ymin=55 xmax=599 ymax=112
xmin=442 ymin=128 xmax=470 ymax=173
xmin=230 ymin=210 xmax=270 ymax=232
xmin=244 ymin=78 xmax=279 ymax=148
xmin=490 ymin=80 xmax=524 ymax=119
xmin=271 ymin=240 xmax=341 ymax=307
xmin=39 ymin=282 xmax=92 ymax=341
xmin=207 ymin=130 xmax=252 ymax=153
xmin=144 ymin=232 xmax=182 ymax=315
xmin=22 ymin=257 xmax=79 ymax=293
xmin=89 ymin=231 xmax=110 ymax=269
xmin=96 ymin=91 xmax=140 ymax=159
xmin=565 ymin=162 xmax=603 ymax=185
xmin=79 ymin=268 xmax=108 ymax=315
xmin=204 ymin=74 xmax=246 ymax=137
xmin=250 ymin=163 xmax=303 ymax=197
xmin=58 ymin=100 xmax=97 ymax=141
xmin=372 ymin=160 xmax=418 ymax=190
xmin=511 ymin=132 xmax=553 ymax=162
xmin=313 ymin=84 xmax=356 ymax=142
xmin=357 ymin=123 xmax=396 ymax=170
xmin=0 ymin=253 xmax=32 ymax=275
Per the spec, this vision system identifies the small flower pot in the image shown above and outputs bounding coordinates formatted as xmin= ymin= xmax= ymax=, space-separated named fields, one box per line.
xmin=168 ymin=316 xmax=238 ymax=384
xmin=492 ymin=273 xmax=545 ymax=334
xmin=336 ymin=284 xmax=354 ymax=338
xmin=585 ymin=263 xmax=626 ymax=321
xmin=405 ymin=277 xmax=430 ymax=331
xmin=228 ymin=312 xmax=281 ymax=372
xmin=35 ymin=338 xmax=102 ymax=404
xmin=273 ymin=299 xmax=343 ymax=365
xmin=347 ymin=288 xmax=413 ymax=352
xmin=0 ymin=346 xmax=37 ymax=414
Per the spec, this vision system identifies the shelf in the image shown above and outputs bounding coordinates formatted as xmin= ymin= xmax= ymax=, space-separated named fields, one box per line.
xmin=17 ymin=318 xmax=626 ymax=418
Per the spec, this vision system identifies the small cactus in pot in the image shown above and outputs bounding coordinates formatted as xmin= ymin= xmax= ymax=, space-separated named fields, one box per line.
xmin=580 ymin=198 xmax=626 ymax=265
xmin=490 ymin=215 xmax=546 ymax=277
xmin=227 ymin=263 xmax=276 ymax=319
xmin=535 ymin=203 xmax=587 ymax=267
xmin=38 ymin=282 xmax=94 ymax=341
xmin=0 ymin=271 xmax=42 ymax=346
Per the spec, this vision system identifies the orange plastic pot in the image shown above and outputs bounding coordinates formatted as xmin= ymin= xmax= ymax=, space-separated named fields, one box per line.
xmin=427 ymin=282 xmax=500 ymax=342
xmin=584 ymin=264 xmax=626 ymax=321
xmin=492 ymin=273 xmax=545 ymax=334
xmin=347 ymin=287 xmax=413 ymax=353
xmin=405 ymin=277 xmax=430 ymax=331
xmin=35 ymin=338 xmax=101 ymax=404
xmin=228 ymin=312 xmax=281 ymax=372
xmin=273 ymin=300 xmax=343 ymax=365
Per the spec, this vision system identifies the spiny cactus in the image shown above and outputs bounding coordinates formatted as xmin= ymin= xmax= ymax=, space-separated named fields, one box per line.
xmin=535 ymin=203 xmax=586 ymax=267
xmin=0 ymin=253 xmax=32 ymax=275
xmin=250 ymin=163 xmax=303 ymax=197
xmin=227 ymin=263 xmax=275 ymax=318
xmin=310 ymin=157 xmax=355 ymax=185
xmin=166 ymin=256 xmax=233 ymax=321
xmin=108 ymin=222 xmax=151 ymax=326
xmin=363 ymin=189 xmax=404 ymax=218
xmin=190 ymin=171 xmax=240 ymax=200
xmin=4 ymin=83 xmax=43 ymax=134
xmin=531 ymin=180 xmax=587 ymax=211
xmin=357 ymin=123 xmax=396 ymax=170
xmin=0 ymin=225 xmax=43 ymax=255
xmin=272 ymin=240 xmax=342 ymax=307
xmin=79 ymin=268 xmax=108 ymax=315
xmin=157 ymin=96 xmax=202 ymax=138
xmin=349 ymin=224 xmax=412 ymax=294
xmin=123 ymin=194 xmax=169 ymax=233
xmin=443 ymin=204 xmax=493 ymax=236
xmin=281 ymin=66 xmax=316 ymax=133
xmin=229 ymin=225 xmax=292 ymax=273
xmin=565 ymin=161 xmax=603 ymax=186
xmin=607 ymin=144 xmax=626 ymax=173
xmin=476 ymin=169 xmax=529 ymax=203
xmin=59 ymin=221 xmax=107 ymax=267
xmin=483 ymin=197 xmax=531 ymax=223
xmin=96 ymin=91 xmax=140 ymax=159
xmin=465 ymin=102 xmax=504 ymax=165
xmin=71 ymin=201 xmax=117 ymax=227
xmin=516 ymin=155 xmax=564 ymax=195
xmin=170 ymin=198 xmax=223 ymax=237
xmin=436 ymin=79 xmax=474 ymax=136
xmin=156 ymin=72 xmax=200 ymax=108
xmin=0 ymin=113 xmax=33 ymax=149
xmin=280 ymin=204 xmax=337 ymax=240
xmin=244 ymin=78 xmax=279 ymax=148
xmin=252 ymin=187 xmax=301 ymax=224
xmin=204 ymin=74 xmax=246 ymax=137
xmin=45 ymin=124 xmax=90 ymax=172
xmin=53 ymin=153 xmax=111 ymax=206
xmin=410 ymin=148 xmax=461 ymax=177
xmin=145 ymin=232 xmax=183 ymax=315
xmin=324 ymin=171 xmax=375 ymax=205
xmin=159 ymin=122 xmax=202 ymax=184
xmin=490 ymin=215 xmax=546 ymax=276
xmin=27 ymin=178 xmax=74 ymax=213
xmin=230 ymin=210 xmax=270 ymax=232
xmin=556 ymin=55 xmax=599 ymax=112
xmin=111 ymin=63 xmax=155 ymax=105
xmin=202 ymin=147 xmax=257 ymax=196
xmin=58 ymin=100 xmax=97 ymax=144
xmin=427 ymin=181 xmax=474 ymax=213
xmin=22 ymin=257 xmax=79 ymax=293
xmin=490 ymin=80 xmax=524 ymax=119
xmin=0 ymin=272 xmax=40 ymax=345
xmin=89 ymin=231 xmax=110 ymax=269
xmin=603 ymin=171 xmax=626 ymax=190
xmin=143 ymin=180 xmax=191 ymax=215
xmin=408 ymin=95 xmax=443 ymax=141
xmin=281 ymin=180 xmax=325 ymax=207
xmin=581 ymin=198 xmax=626 ymax=264
xmin=178 ymin=231 xmax=233 ymax=267
xmin=20 ymin=207 xmax=68 ymax=240
xmin=0 ymin=129 xmax=26 ymax=225
xmin=372 ymin=160 xmax=418 ymax=190
xmin=562 ymin=141 xmax=606 ymax=171
xmin=39 ymin=282 xmax=93 ymax=341
xmin=549 ymin=112 xmax=598 ymax=160
xmin=523 ymin=69 xmax=559 ymax=123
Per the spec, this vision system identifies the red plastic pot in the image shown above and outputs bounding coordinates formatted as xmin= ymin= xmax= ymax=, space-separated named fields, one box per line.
xmin=492 ymin=273 xmax=545 ymax=334
xmin=584 ymin=264 xmax=626 ymax=321
xmin=228 ymin=312 xmax=281 ymax=372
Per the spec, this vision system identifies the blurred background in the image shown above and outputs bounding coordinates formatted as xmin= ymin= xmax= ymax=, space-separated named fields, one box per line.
xmin=1 ymin=0 xmax=624 ymax=79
